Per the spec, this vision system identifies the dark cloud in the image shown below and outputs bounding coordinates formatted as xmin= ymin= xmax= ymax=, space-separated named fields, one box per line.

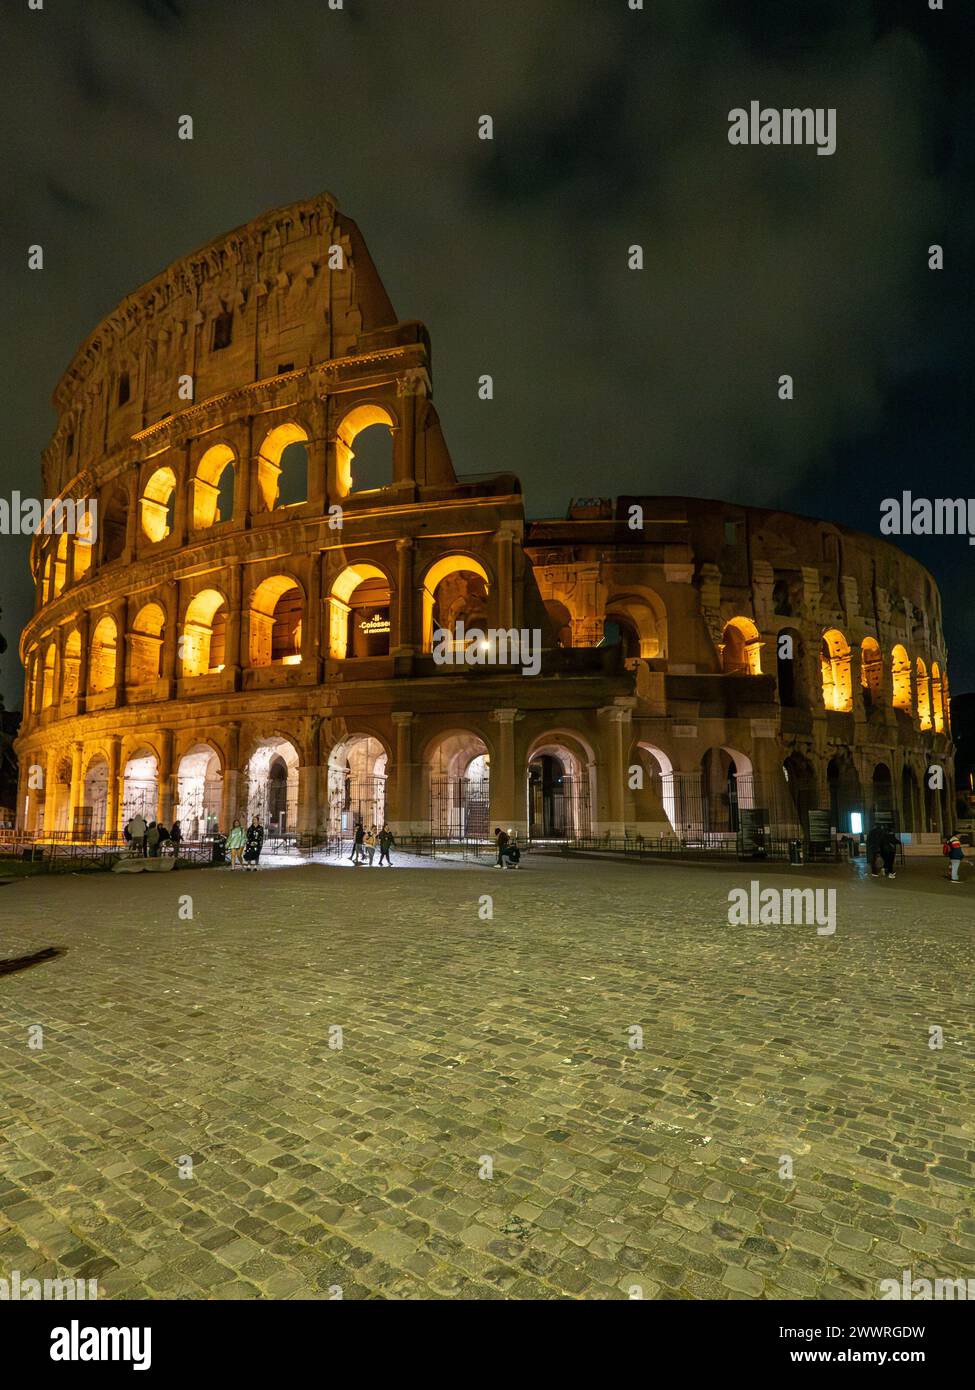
xmin=0 ymin=0 xmax=970 ymax=702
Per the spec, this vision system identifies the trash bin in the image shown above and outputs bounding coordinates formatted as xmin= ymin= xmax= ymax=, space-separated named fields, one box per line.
xmin=788 ymin=838 xmax=803 ymax=866
xmin=210 ymin=834 xmax=227 ymax=865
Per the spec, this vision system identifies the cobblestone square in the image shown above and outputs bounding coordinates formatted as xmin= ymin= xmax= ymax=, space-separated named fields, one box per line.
xmin=1 ymin=855 xmax=973 ymax=1300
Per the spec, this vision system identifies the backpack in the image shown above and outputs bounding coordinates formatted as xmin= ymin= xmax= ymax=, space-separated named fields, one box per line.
xmin=943 ymin=840 xmax=950 ymax=857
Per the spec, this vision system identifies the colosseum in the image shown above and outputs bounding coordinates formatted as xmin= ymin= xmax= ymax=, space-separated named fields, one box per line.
xmin=15 ymin=192 xmax=955 ymax=852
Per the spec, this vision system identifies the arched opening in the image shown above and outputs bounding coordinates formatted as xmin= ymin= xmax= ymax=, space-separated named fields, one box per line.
xmin=601 ymin=615 xmax=641 ymax=659
xmin=700 ymin=746 xmax=755 ymax=834
xmin=327 ymin=735 xmax=388 ymax=834
xmin=821 ymin=629 xmax=852 ymax=711
xmin=246 ymin=737 xmax=300 ymax=838
xmin=81 ymin=754 xmax=109 ymax=840
xmin=776 ymin=628 xmax=803 ymax=707
xmin=901 ymin=765 xmax=919 ymax=833
xmin=128 ymin=602 xmax=166 ymax=685
xmin=931 ymin=663 xmax=945 ymax=733
xmin=870 ymin=762 xmax=894 ymax=827
xmin=257 ymin=423 xmax=309 ymax=511
xmin=860 ymin=637 xmax=882 ymax=712
xmin=526 ymin=735 xmax=593 ymax=839
xmin=782 ymin=753 xmax=819 ymax=836
xmin=181 ymin=589 xmax=228 ymax=676
xmin=916 ymin=659 xmax=932 ymax=730
xmin=634 ymin=742 xmax=682 ymax=833
xmin=603 ymin=591 xmax=666 ymax=658
xmin=40 ymin=645 xmax=56 ymax=709
xmin=544 ymin=600 xmax=573 ymax=649
xmin=101 ymin=487 xmax=127 ymax=563
xmin=140 ymin=466 xmax=177 ymax=543
xmin=891 ymin=645 xmax=912 ymax=713
xmin=53 ymin=533 xmax=68 ymax=597
xmin=249 ymin=576 xmax=303 ymax=666
xmin=193 ymin=444 xmax=236 ymax=529
xmin=827 ymin=755 xmax=863 ymax=833
xmin=51 ymin=756 xmax=72 ymax=836
xmin=88 ymin=616 xmax=118 ymax=693
xmin=62 ymin=628 xmax=81 ymax=703
xmin=73 ymin=508 xmax=95 ymax=580
xmin=175 ymin=744 xmax=223 ymax=840
xmin=426 ymin=731 xmax=491 ymax=838
xmin=121 ymin=748 xmax=158 ymax=826
xmin=721 ymin=617 xmax=762 ymax=675
xmin=335 ymin=404 xmax=396 ymax=496
xmin=421 ymin=555 xmax=490 ymax=652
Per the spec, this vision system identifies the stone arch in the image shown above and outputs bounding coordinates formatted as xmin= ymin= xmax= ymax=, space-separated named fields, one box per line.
xmin=249 ymin=574 xmax=304 ymax=666
xmin=891 ymin=644 xmax=912 ymax=713
xmin=175 ymin=742 xmax=224 ymax=839
xmin=700 ymin=745 xmax=755 ymax=834
xmin=869 ymin=761 xmax=893 ymax=827
xmin=827 ymin=753 xmax=863 ymax=833
xmin=634 ymin=740 xmax=681 ymax=832
xmin=73 ymin=506 xmax=96 ymax=581
xmin=101 ymin=486 xmax=127 ymax=564
xmin=40 ymin=643 xmax=57 ymax=709
xmin=604 ymin=588 xmax=667 ymax=659
xmin=931 ymin=662 xmax=945 ymax=733
xmin=182 ymin=588 xmax=228 ymax=676
xmin=326 ymin=732 xmax=389 ymax=834
xmin=193 ymin=443 xmax=236 ymax=529
xmin=821 ymin=628 xmax=852 ymax=711
xmin=89 ymin=615 xmax=118 ymax=693
xmin=423 ymin=729 xmax=492 ymax=838
xmin=915 ymin=658 xmax=932 ymax=730
xmin=245 ymin=735 xmax=301 ymax=835
xmin=860 ymin=636 xmax=882 ymax=711
xmin=257 ymin=422 xmax=309 ymax=511
xmin=335 ymin=404 xmax=396 ymax=497
xmin=721 ymin=616 xmax=762 ymax=675
xmin=121 ymin=745 xmax=159 ymax=826
xmin=420 ymin=553 xmax=491 ymax=652
xmin=128 ymin=601 xmax=166 ymax=684
xmin=52 ymin=532 xmax=69 ymax=597
xmin=525 ymin=728 xmax=595 ymax=839
xmin=62 ymin=628 xmax=82 ymax=702
xmin=81 ymin=751 xmax=109 ymax=840
xmin=775 ymin=627 xmax=805 ymax=707
xmin=140 ymin=466 xmax=177 ymax=543
xmin=328 ymin=562 xmax=393 ymax=659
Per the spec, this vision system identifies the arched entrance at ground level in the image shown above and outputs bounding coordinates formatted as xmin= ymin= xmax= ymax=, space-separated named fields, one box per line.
xmin=425 ymin=731 xmax=490 ymax=838
xmin=79 ymin=755 xmax=108 ymax=839
xmin=901 ymin=765 xmax=919 ymax=833
xmin=827 ymin=756 xmax=863 ymax=834
xmin=633 ymin=743 xmax=683 ymax=834
xmin=122 ymin=749 xmax=158 ymax=827
xmin=526 ymin=737 xmax=592 ymax=839
xmin=175 ymin=745 xmax=223 ymax=840
xmin=51 ymin=756 xmax=72 ymax=835
xmin=699 ymin=747 xmax=755 ymax=835
xmin=327 ymin=736 xmax=387 ymax=834
xmin=246 ymin=738 xmax=300 ymax=838
xmin=780 ymin=753 xmax=820 ymax=834
xmin=871 ymin=762 xmax=894 ymax=826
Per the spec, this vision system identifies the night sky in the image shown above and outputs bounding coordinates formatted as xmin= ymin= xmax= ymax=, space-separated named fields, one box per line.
xmin=0 ymin=0 xmax=970 ymax=707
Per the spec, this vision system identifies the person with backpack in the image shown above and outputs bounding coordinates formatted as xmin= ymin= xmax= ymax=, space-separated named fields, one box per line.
xmin=129 ymin=812 xmax=147 ymax=857
xmin=378 ymin=824 xmax=395 ymax=866
xmin=946 ymin=835 xmax=965 ymax=883
xmin=880 ymin=827 xmax=899 ymax=880
xmin=349 ymin=823 xmax=365 ymax=865
xmin=146 ymin=821 xmax=161 ymax=858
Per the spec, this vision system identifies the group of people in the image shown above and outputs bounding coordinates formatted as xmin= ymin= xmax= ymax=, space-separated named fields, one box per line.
xmin=349 ymin=824 xmax=395 ymax=865
xmin=494 ymin=826 xmax=521 ymax=868
xmin=123 ymin=813 xmax=182 ymax=858
xmin=224 ymin=817 xmax=265 ymax=870
xmin=865 ymin=823 xmax=900 ymax=880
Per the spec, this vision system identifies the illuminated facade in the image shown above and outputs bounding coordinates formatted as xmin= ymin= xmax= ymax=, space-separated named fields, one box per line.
xmin=16 ymin=194 xmax=955 ymax=845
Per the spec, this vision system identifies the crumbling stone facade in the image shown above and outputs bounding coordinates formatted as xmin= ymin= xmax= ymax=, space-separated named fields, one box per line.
xmin=16 ymin=194 xmax=955 ymax=846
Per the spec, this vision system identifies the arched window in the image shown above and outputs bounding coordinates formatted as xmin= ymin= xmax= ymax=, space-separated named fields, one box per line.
xmin=193 ymin=444 xmax=236 ymax=529
xmin=73 ymin=508 xmax=95 ymax=580
xmin=41 ymin=645 xmax=56 ymax=709
xmin=916 ymin=659 xmax=932 ymax=730
xmin=891 ymin=645 xmax=912 ymax=713
xmin=860 ymin=637 xmax=882 ymax=711
xmin=335 ymin=405 xmax=395 ymax=496
xmin=602 ymin=615 xmax=640 ymax=658
xmin=328 ymin=564 xmax=392 ymax=658
xmin=53 ymin=533 xmax=68 ymax=597
xmin=257 ymin=424 xmax=309 ymax=511
xmin=776 ymin=628 xmax=803 ymax=707
xmin=101 ymin=487 xmax=128 ymax=563
xmin=421 ymin=556 xmax=490 ymax=652
xmin=249 ymin=577 xmax=303 ymax=666
xmin=820 ymin=629 xmax=852 ymax=712
xmin=181 ymin=590 xmax=228 ymax=676
xmin=931 ymin=663 xmax=945 ymax=733
xmin=89 ymin=616 xmax=118 ymax=693
xmin=721 ymin=617 xmax=762 ymax=675
xmin=140 ymin=467 xmax=177 ymax=543
xmin=128 ymin=603 xmax=166 ymax=685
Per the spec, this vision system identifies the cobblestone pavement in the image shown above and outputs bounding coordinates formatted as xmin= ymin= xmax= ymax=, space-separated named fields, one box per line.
xmin=1 ymin=854 xmax=973 ymax=1300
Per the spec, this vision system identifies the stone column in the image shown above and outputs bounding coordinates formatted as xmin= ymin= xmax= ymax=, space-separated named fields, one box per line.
xmin=162 ymin=580 xmax=179 ymax=688
xmin=76 ymin=611 xmax=91 ymax=707
xmin=170 ymin=452 xmax=190 ymax=547
xmin=297 ymin=764 xmax=319 ymax=837
xmin=122 ymin=472 xmax=139 ymax=563
xmin=490 ymin=708 xmax=524 ymax=835
xmin=226 ymin=564 xmax=243 ymax=681
xmin=43 ymin=747 xmax=59 ymax=837
xmin=598 ymin=706 xmax=628 ymax=835
xmin=69 ymin=741 xmax=84 ymax=839
xmin=389 ymin=712 xmax=415 ymax=834
xmin=394 ymin=538 xmax=415 ymax=654
xmin=495 ymin=528 xmax=513 ymax=631
xmin=221 ymin=722 xmax=241 ymax=831
xmin=157 ymin=729 xmax=174 ymax=826
xmin=106 ymin=736 xmax=121 ymax=840
xmin=302 ymin=555 xmax=322 ymax=678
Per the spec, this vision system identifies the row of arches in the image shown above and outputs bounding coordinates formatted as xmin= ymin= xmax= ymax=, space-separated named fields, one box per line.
xmin=25 ymin=554 xmax=493 ymax=713
xmin=37 ymin=409 xmax=397 ymax=607
xmin=721 ymin=617 xmax=948 ymax=731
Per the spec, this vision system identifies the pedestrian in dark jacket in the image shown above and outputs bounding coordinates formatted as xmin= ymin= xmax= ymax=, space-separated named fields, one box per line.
xmin=378 ymin=825 xmax=395 ymax=866
xmin=170 ymin=820 xmax=182 ymax=852
xmin=494 ymin=826 xmax=510 ymax=867
xmin=350 ymin=824 xmax=365 ymax=865
xmin=865 ymin=824 xmax=884 ymax=878
xmin=880 ymin=828 xmax=899 ymax=879
xmin=245 ymin=818 xmax=264 ymax=871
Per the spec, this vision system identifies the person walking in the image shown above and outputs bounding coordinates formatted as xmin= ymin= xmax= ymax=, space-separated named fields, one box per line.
xmin=880 ymin=827 xmax=899 ymax=879
xmin=378 ymin=824 xmax=395 ymax=866
xmin=865 ymin=822 xmax=884 ymax=878
xmin=226 ymin=818 xmax=246 ymax=869
xmin=494 ymin=826 xmax=510 ymax=868
xmin=146 ymin=821 xmax=161 ymax=858
xmin=349 ymin=823 xmax=365 ymax=865
xmin=947 ymin=835 xmax=965 ymax=883
xmin=169 ymin=819 xmax=182 ymax=855
xmin=245 ymin=817 xmax=264 ymax=871
xmin=129 ymin=812 xmax=147 ymax=858
xmin=364 ymin=825 xmax=377 ymax=866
